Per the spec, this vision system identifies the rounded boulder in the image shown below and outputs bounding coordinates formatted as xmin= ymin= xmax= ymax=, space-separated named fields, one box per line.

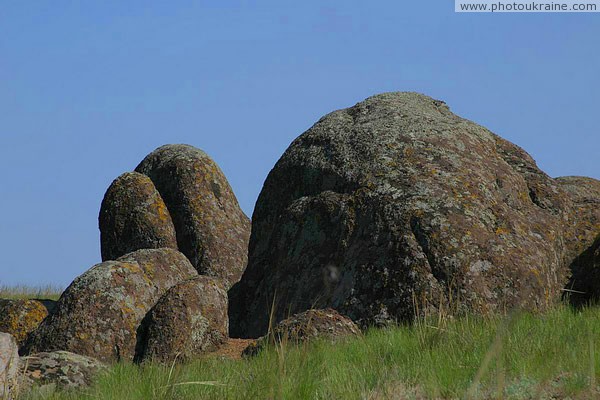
xmin=135 ymin=144 xmax=251 ymax=288
xmin=137 ymin=275 xmax=228 ymax=363
xmin=99 ymin=172 xmax=178 ymax=261
xmin=243 ymin=309 xmax=361 ymax=356
xmin=21 ymin=351 xmax=105 ymax=389
xmin=230 ymin=92 xmax=573 ymax=338
xmin=0 ymin=299 xmax=50 ymax=348
xmin=23 ymin=248 xmax=198 ymax=362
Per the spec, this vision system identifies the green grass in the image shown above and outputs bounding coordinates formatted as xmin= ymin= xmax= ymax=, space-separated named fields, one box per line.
xmin=0 ymin=284 xmax=63 ymax=301
xmin=16 ymin=305 xmax=600 ymax=400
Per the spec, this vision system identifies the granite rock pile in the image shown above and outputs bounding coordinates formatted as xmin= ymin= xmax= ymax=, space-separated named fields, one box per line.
xmin=19 ymin=145 xmax=251 ymax=365
xmin=3 ymin=93 xmax=600 ymax=396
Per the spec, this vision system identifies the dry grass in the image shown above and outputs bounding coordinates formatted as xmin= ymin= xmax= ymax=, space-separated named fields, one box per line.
xmin=0 ymin=284 xmax=62 ymax=301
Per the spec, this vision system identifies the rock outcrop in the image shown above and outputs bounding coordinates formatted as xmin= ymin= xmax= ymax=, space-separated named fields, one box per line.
xmin=21 ymin=351 xmax=105 ymax=389
xmin=557 ymin=176 xmax=600 ymax=260
xmin=136 ymin=276 xmax=228 ymax=363
xmin=23 ymin=248 xmax=197 ymax=362
xmin=136 ymin=144 xmax=251 ymax=288
xmin=243 ymin=309 xmax=361 ymax=356
xmin=99 ymin=172 xmax=178 ymax=261
xmin=229 ymin=92 xmax=573 ymax=338
xmin=0 ymin=300 xmax=49 ymax=348
xmin=0 ymin=333 xmax=19 ymax=399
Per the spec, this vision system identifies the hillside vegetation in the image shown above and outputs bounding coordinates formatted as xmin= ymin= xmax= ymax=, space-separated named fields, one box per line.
xmin=18 ymin=305 xmax=600 ymax=400
xmin=0 ymin=285 xmax=62 ymax=301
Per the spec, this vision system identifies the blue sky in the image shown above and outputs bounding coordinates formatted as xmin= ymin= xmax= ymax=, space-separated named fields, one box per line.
xmin=1 ymin=1 xmax=598 ymax=287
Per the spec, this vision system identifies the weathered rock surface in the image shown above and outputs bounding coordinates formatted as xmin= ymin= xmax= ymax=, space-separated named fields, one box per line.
xmin=23 ymin=248 xmax=197 ymax=362
xmin=136 ymin=144 xmax=251 ymax=288
xmin=137 ymin=276 xmax=228 ymax=363
xmin=555 ymin=177 xmax=600 ymax=305
xmin=0 ymin=333 xmax=19 ymax=399
xmin=0 ymin=300 xmax=49 ymax=348
xmin=99 ymin=172 xmax=178 ymax=261
xmin=21 ymin=351 xmax=105 ymax=389
xmin=230 ymin=92 xmax=573 ymax=338
xmin=243 ymin=309 xmax=360 ymax=356
xmin=557 ymin=176 xmax=600 ymax=260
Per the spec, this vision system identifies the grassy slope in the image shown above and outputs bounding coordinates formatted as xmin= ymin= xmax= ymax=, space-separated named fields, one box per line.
xmin=18 ymin=305 xmax=600 ymax=400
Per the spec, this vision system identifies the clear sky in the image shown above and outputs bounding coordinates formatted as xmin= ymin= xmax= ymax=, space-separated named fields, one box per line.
xmin=1 ymin=2 xmax=598 ymax=287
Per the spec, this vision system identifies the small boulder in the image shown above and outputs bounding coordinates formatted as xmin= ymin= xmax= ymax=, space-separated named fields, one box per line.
xmin=136 ymin=144 xmax=251 ymax=288
xmin=243 ymin=309 xmax=360 ymax=356
xmin=0 ymin=300 xmax=50 ymax=348
xmin=99 ymin=172 xmax=178 ymax=261
xmin=0 ymin=333 xmax=19 ymax=399
xmin=21 ymin=351 xmax=105 ymax=389
xmin=23 ymin=248 xmax=198 ymax=362
xmin=137 ymin=276 xmax=228 ymax=363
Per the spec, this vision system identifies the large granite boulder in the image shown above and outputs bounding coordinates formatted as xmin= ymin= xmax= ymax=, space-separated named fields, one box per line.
xmin=243 ymin=309 xmax=361 ymax=356
xmin=136 ymin=144 xmax=251 ymax=288
xmin=0 ymin=333 xmax=19 ymax=399
xmin=136 ymin=276 xmax=228 ymax=363
xmin=23 ymin=248 xmax=197 ymax=362
xmin=99 ymin=172 xmax=178 ymax=261
xmin=0 ymin=300 xmax=50 ymax=348
xmin=229 ymin=92 xmax=573 ymax=338
xmin=21 ymin=351 xmax=105 ymax=389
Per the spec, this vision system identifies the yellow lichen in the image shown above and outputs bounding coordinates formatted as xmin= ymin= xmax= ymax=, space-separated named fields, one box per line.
xmin=495 ymin=226 xmax=511 ymax=236
xmin=76 ymin=331 xmax=89 ymax=340
xmin=518 ymin=191 xmax=530 ymax=202
xmin=0 ymin=300 xmax=48 ymax=345
xmin=154 ymin=198 xmax=171 ymax=222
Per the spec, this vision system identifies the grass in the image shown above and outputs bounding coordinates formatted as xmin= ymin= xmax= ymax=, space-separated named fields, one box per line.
xmin=14 ymin=304 xmax=600 ymax=400
xmin=0 ymin=284 xmax=62 ymax=301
